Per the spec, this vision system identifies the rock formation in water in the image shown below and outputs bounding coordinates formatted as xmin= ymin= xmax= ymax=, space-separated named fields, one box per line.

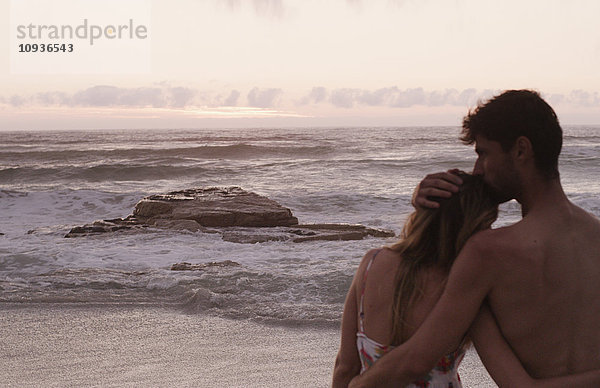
xmin=65 ymin=187 xmax=395 ymax=243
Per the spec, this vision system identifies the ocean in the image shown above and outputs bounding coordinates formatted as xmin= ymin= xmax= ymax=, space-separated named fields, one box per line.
xmin=1 ymin=126 xmax=599 ymax=387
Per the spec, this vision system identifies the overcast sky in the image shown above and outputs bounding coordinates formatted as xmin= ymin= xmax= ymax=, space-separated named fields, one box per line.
xmin=2 ymin=0 xmax=600 ymax=130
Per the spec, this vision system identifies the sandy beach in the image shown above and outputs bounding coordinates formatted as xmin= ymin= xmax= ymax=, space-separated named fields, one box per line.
xmin=1 ymin=304 xmax=496 ymax=387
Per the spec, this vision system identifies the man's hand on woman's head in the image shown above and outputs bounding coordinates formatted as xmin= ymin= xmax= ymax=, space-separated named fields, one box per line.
xmin=411 ymin=169 xmax=463 ymax=209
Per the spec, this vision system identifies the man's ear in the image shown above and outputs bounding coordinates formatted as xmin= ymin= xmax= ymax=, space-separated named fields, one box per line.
xmin=513 ymin=136 xmax=533 ymax=161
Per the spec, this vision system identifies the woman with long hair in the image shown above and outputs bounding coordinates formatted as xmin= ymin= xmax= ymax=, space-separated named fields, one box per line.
xmin=333 ymin=172 xmax=600 ymax=387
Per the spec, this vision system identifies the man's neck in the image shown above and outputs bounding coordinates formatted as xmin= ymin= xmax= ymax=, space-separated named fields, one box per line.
xmin=517 ymin=174 xmax=567 ymax=217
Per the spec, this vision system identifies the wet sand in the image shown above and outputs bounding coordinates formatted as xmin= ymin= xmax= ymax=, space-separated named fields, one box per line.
xmin=0 ymin=304 xmax=496 ymax=387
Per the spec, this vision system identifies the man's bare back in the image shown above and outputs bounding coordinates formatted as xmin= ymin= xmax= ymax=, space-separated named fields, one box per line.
xmin=476 ymin=200 xmax=600 ymax=377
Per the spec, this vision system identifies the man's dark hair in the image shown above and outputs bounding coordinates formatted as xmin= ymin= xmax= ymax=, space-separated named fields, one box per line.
xmin=460 ymin=89 xmax=562 ymax=179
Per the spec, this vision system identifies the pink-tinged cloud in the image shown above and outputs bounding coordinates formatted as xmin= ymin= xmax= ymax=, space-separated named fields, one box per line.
xmin=247 ymin=87 xmax=283 ymax=108
xmin=2 ymin=86 xmax=599 ymax=111
xmin=223 ymin=90 xmax=241 ymax=106
xmin=299 ymin=87 xmax=328 ymax=105
xmin=321 ymin=87 xmax=498 ymax=108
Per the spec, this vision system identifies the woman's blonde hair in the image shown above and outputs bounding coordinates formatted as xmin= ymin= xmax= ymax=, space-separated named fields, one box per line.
xmin=389 ymin=172 xmax=498 ymax=345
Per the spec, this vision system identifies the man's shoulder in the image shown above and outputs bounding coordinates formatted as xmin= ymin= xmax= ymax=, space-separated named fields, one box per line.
xmin=463 ymin=226 xmax=520 ymax=255
xmin=457 ymin=225 xmax=533 ymax=275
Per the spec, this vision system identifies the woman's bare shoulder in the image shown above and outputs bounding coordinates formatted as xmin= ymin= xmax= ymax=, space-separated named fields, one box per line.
xmin=359 ymin=247 xmax=403 ymax=276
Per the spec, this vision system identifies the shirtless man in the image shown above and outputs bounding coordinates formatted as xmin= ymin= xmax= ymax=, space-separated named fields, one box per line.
xmin=349 ymin=90 xmax=600 ymax=387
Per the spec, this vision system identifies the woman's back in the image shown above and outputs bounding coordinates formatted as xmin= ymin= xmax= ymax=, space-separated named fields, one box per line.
xmin=355 ymin=248 xmax=465 ymax=386
xmin=356 ymin=248 xmax=447 ymax=344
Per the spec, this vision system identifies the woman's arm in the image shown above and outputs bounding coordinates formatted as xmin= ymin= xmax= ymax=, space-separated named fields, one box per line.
xmin=332 ymin=251 xmax=372 ymax=387
xmin=471 ymin=304 xmax=600 ymax=387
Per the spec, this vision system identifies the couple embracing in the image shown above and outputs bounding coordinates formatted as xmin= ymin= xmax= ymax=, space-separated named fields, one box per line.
xmin=333 ymin=90 xmax=600 ymax=387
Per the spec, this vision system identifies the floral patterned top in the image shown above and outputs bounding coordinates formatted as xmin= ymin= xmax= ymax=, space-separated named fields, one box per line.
xmin=356 ymin=249 xmax=465 ymax=388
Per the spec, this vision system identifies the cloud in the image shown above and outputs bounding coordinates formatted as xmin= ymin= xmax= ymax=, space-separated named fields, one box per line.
xmin=357 ymin=87 xmax=399 ymax=106
xmin=9 ymin=95 xmax=28 ymax=107
xmin=35 ymin=91 xmax=71 ymax=105
xmin=3 ymin=85 xmax=271 ymax=109
xmin=330 ymin=88 xmax=362 ymax=108
xmin=321 ymin=87 xmax=600 ymax=109
xmin=3 ymin=86 xmax=599 ymax=111
xmin=547 ymin=94 xmax=565 ymax=106
xmin=565 ymin=90 xmax=600 ymax=107
xmin=247 ymin=87 xmax=283 ymax=108
xmin=387 ymin=88 xmax=424 ymax=107
xmin=72 ymin=86 xmax=166 ymax=107
xmin=327 ymin=87 xmax=491 ymax=108
xmin=299 ymin=87 xmax=328 ymax=105
xmin=223 ymin=90 xmax=240 ymax=106
xmin=545 ymin=90 xmax=600 ymax=108
xmin=2 ymin=85 xmax=200 ymax=109
xmin=455 ymin=88 xmax=478 ymax=105
xmin=169 ymin=87 xmax=197 ymax=108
